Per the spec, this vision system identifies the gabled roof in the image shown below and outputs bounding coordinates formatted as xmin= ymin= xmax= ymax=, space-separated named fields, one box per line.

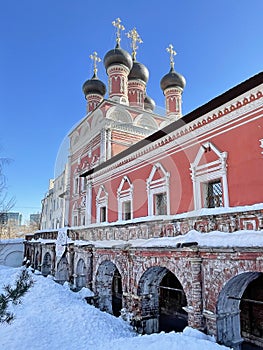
xmin=81 ymin=71 xmax=263 ymax=177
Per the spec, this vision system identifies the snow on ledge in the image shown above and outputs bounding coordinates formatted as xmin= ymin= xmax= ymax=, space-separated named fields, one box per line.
xmin=72 ymin=229 xmax=263 ymax=249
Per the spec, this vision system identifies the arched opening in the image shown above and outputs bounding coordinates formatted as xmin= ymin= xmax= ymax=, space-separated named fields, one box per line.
xmin=217 ymin=272 xmax=263 ymax=350
xmin=112 ymin=269 xmax=123 ymax=316
xmin=240 ymin=274 xmax=263 ymax=349
xmin=159 ymin=270 xmax=188 ymax=332
xmin=34 ymin=251 xmax=40 ymax=270
xmin=42 ymin=252 xmax=52 ymax=276
xmin=5 ymin=251 xmax=23 ymax=267
xmin=95 ymin=260 xmax=123 ymax=316
xmin=55 ymin=256 xmax=69 ymax=284
xmin=76 ymin=258 xmax=86 ymax=289
xmin=138 ymin=266 xmax=188 ymax=334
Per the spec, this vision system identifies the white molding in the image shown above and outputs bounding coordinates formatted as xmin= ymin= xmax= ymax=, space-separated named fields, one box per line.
xmin=190 ymin=142 xmax=229 ymax=210
xmin=85 ymin=180 xmax=92 ymax=225
xmin=147 ymin=163 xmax=170 ymax=216
xmin=90 ymin=96 xmax=262 ymax=184
xmin=117 ymin=176 xmax=134 ymax=221
xmin=96 ymin=185 xmax=108 ymax=223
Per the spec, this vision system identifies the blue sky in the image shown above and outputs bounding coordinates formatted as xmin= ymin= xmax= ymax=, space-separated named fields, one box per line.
xmin=0 ymin=0 xmax=262 ymax=223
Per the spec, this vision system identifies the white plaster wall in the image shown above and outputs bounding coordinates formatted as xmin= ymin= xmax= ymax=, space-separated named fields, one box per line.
xmin=0 ymin=240 xmax=24 ymax=267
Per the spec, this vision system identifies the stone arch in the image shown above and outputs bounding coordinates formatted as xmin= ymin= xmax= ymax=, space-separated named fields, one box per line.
xmin=79 ymin=121 xmax=90 ymax=139
xmin=91 ymin=109 xmax=104 ymax=130
xmin=4 ymin=251 xmax=23 ymax=267
xmin=56 ymin=255 xmax=69 ymax=284
xmin=134 ymin=113 xmax=158 ymax=130
xmin=42 ymin=252 xmax=52 ymax=277
xmin=71 ymin=131 xmax=79 ymax=147
xmin=137 ymin=266 xmax=188 ymax=334
xmin=34 ymin=250 xmax=41 ymax=270
xmin=217 ymin=271 xmax=262 ymax=349
xmin=106 ymin=106 xmax=132 ymax=124
xmin=95 ymin=260 xmax=123 ymax=316
xmin=76 ymin=258 xmax=86 ymax=289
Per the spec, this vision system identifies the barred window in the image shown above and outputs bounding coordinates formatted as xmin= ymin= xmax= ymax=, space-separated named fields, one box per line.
xmin=206 ymin=180 xmax=223 ymax=208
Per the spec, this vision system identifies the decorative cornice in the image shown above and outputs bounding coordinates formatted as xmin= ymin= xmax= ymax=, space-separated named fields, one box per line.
xmin=88 ymin=89 xmax=263 ymax=182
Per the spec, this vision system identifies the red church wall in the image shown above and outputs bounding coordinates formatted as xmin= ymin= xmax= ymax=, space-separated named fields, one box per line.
xmin=89 ymin=95 xmax=262 ymax=225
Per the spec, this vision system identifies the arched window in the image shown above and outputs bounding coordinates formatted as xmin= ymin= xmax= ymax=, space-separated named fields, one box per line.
xmin=147 ymin=163 xmax=170 ymax=216
xmin=190 ymin=142 xmax=229 ymax=210
xmin=96 ymin=185 xmax=108 ymax=223
xmin=117 ymin=176 xmax=133 ymax=221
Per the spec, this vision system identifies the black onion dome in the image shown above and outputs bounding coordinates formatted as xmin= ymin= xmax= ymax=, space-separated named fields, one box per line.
xmin=128 ymin=61 xmax=149 ymax=83
xmin=144 ymin=95 xmax=156 ymax=111
xmin=104 ymin=45 xmax=133 ymax=71
xmin=82 ymin=74 xmax=106 ymax=98
xmin=160 ymin=67 xmax=186 ymax=92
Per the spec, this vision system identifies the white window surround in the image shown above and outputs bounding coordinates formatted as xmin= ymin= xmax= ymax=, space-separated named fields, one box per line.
xmin=117 ymin=176 xmax=133 ymax=221
xmin=96 ymin=185 xmax=108 ymax=223
xmin=73 ymin=175 xmax=79 ymax=195
xmin=147 ymin=163 xmax=170 ymax=216
xmin=85 ymin=180 xmax=92 ymax=225
xmin=190 ymin=142 xmax=229 ymax=210
xmin=72 ymin=202 xmax=79 ymax=226
xmin=259 ymin=139 xmax=263 ymax=155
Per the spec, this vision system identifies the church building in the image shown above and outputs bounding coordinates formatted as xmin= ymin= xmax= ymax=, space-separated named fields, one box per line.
xmin=26 ymin=18 xmax=263 ymax=350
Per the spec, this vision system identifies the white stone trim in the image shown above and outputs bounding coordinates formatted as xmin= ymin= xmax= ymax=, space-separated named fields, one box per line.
xmin=117 ymin=176 xmax=133 ymax=221
xmin=96 ymin=185 xmax=108 ymax=223
xmin=190 ymin=142 xmax=229 ymax=210
xmin=259 ymin=138 xmax=263 ymax=155
xmin=147 ymin=163 xmax=170 ymax=216
xmin=90 ymin=92 xmax=263 ymax=183
xmin=85 ymin=180 xmax=92 ymax=225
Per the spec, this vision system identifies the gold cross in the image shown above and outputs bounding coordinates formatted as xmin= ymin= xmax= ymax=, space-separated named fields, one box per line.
xmin=89 ymin=51 xmax=101 ymax=76
xmin=166 ymin=44 xmax=177 ymax=69
xmin=126 ymin=27 xmax=143 ymax=61
xmin=112 ymin=18 xmax=125 ymax=46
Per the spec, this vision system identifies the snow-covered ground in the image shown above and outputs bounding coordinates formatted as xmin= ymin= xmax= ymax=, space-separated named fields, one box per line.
xmin=0 ymin=265 xmax=231 ymax=350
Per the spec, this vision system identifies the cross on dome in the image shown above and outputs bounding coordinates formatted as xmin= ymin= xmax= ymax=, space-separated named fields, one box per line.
xmin=89 ymin=51 xmax=101 ymax=77
xmin=126 ymin=27 xmax=143 ymax=61
xmin=112 ymin=18 xmax=125 ymax=46
xmin=166 ymin=44 xmax=177 ymax=70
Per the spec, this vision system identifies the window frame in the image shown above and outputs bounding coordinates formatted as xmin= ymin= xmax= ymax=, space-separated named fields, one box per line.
xmin=117 ymin=176 xmax=133 ymax=222
xmin=147 ymin=163 xmax=170 ymax=216
xmin=190 ymin=142 xmax=229 ymax=210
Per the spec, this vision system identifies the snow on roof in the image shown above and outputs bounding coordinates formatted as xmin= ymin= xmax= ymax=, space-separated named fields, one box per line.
xmin=72 ymin=229 xmax=263 ymax=249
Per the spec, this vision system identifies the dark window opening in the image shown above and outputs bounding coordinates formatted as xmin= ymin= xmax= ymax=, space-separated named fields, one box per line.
xmin=155 ymin=193 xmax=167 ymax=215
xmin=100 ymin=206 xmax=106 ymax=222
xmin=159 ymin=271 xmax=188 ymax=332
xmin=206 ymin=180 xmax=223 ymax=208
xmin=112 ymin=269 xmax=122 ymax=317
xmin=240 ymin=275 xmax=263 ymax=348
xmin=122 ymin=201 xmax=131 ymax=220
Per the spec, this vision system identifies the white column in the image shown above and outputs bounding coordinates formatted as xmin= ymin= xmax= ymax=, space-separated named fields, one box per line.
xmin=86 ymin=180 xmax=92 ymax=225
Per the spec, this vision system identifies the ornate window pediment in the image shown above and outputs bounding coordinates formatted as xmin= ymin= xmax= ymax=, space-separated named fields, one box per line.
xmin=190 ymin=142 xmax=229 ymax=210
xmin=96 ymin=185 xmax=108 ymax=223
xmin=147 ymin=163 xmax=170 ymax=216
xmin=117 ymin=176 xmax=133 ymax=221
